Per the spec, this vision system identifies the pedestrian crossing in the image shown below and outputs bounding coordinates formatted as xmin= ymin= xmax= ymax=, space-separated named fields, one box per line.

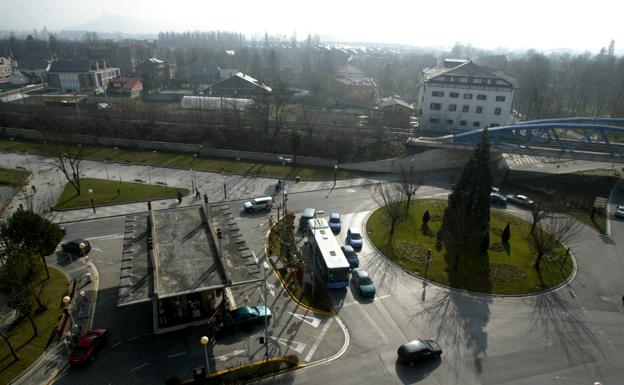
xmin=503 ymin=154 xmax=544 ymax=168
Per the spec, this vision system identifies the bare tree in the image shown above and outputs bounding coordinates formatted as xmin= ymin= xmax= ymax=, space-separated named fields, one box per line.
xmin=371 ymin=182 xmax=406 ymax=242
xmin=47 ymin=141 xmax=85 ymax=196
xmin=298 ymin=101 xmax=319 ymax=140
xmin=395 ymin=160 xmax=422 ymax=212
xmin=523 ymin=197 xmax=581 ymax=271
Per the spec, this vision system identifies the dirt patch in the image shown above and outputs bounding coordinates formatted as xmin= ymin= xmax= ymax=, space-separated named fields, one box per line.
xmin=481 ymin=263 xmax=527 ymax=283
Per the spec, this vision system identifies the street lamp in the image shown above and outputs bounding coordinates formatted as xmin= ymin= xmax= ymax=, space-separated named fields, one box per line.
xmin=62 ymin=295 xmax=76 ymax=331
xmin=24 ymin=152 xmax=31 ymax=170
xmin=333 ymin=164 xmax=338 ymax=187
xmin=104 ymin=161 xmax=109 ymax=180
xmin=200 ymin=336 xmax=210 ymax=370
xmin=147 ymin=166 xmax=152 ymax=184
xmin=261 ymin=261 xmax=270 ymax=360
xmin=79 ymin=242 xmax=89 ymax=271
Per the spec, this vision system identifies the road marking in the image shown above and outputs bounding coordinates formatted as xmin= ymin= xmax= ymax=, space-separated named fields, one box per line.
xmin=168 ymin=351 xmax=187 ymax=358
xmin=376 ymin=294 xmax=390 ymax=300
xmin=88 ymin=234 xmax=125 ymax=241
xmin=289 ymin=312 xmax=322 ymax=328
xmin=346 ymin=189 xmax=356 ymax=193
xmin=269 ymin=337 xmax=307 ymax=354
xmin=304 ymin=318 xmax=333 ymax=362
xmin=130 ymin=362 xmax=149 ymax=372
xmin=216 ymin=349 xmax=246 ymax=361
xmin=111 ymin=342 xmax=122 ymax=348
xmin=128 ymin=336 xmax=139 ymax=341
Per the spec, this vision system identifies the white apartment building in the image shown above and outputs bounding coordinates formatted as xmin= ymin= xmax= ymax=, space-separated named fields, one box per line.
xmin=421 ymin=59 xmax=515 ymax=133
xmin=47 ymin=59 xmax=120 ymax=93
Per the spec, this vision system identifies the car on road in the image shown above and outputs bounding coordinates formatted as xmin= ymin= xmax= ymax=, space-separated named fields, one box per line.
xmin=212 ymin=305 xmax=272 ymax=335
xmin=341 ymin=245 xmax=359 ymax=268
xmin=506 ymin=194 xmax=534 ymax=207
xmin=346 ymin=227 xmax=363 ymax=251
xmin=69 ymin=328 xmax=110 ymax=366
xmin=328 ymin=212 xmax=342 ymax=234
xmin=397 ymin=339 xmax=442 ymax=366
xmin=61 ymin=238 xmax=91 ymax=256
xmin=243 ymin=197 xmax=273 ymax=213
xmin=615 ymin=205 xmax=624 ymax=218
xmin=490 ymin=192 xmax=507 ymax=207
xmin=351 ymin=268 xmax=375 ymax=298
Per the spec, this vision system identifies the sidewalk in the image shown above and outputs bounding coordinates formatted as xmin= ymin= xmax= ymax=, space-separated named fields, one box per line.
xmin=9 ymin=259 xmax=99 ymax=385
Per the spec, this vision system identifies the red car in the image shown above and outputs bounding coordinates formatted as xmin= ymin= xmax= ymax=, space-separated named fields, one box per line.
xmin=69 ymin=328 xmax=109 ymax=365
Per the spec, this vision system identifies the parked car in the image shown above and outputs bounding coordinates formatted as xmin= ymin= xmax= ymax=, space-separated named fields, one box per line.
xmin=397 ymin=339 xmax=442 ymax=366
xmin=491 ymin=186 xmax=500 ymax=193
xmin=490 ymin=193 xmax=507 ymax=207
xmin=212 ymin=306 xmax=272 ymax=335
xmin=243 ymin=197 xmax=273 ymax=213
xmin=506 ymin=194 xmax=534 ymax=207
xmin=346 ymin=227 xmax=363 ymax=251
xmin=328 ymin=212 xmax=342 ymax=234
xmin=341 ymin=245 xmax=359 ymax=268
xmin=68 ymin=328 xmax=110 ymax=366
xmin=615 ymin=205 xmax=624 ymax=218
xmin=351 ymin=268 xmax=375 ymax=298
xmin=61 ymin=239 xmax=91 ymax=256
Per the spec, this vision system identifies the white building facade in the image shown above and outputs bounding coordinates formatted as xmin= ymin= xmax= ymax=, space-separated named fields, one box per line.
xmin=421 ymin=59 xmax=515 ymax=133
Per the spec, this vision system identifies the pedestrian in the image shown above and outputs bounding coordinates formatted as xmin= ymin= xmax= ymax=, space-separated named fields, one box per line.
xmin=31 ymin=185 xmax=36 ymax=193
xmin=116 ymin=188 xmax=121 ymax=196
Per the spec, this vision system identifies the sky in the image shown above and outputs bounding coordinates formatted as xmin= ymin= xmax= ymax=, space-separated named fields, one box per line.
xmin=1 ymin=0 xmax=622 ymax=53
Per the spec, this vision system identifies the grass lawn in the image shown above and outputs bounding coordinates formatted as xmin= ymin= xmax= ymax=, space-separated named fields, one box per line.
xmin=55 ymin=178 xmax=189 ymax=209
xmin=0 ymin=137 xmax=373 ymax=181
xmin=504 ymin=169 xmax=618 ymax=233
xmin=0 ymin=267 xmax=68 ymax=385
xmin=0 ymin=167 xmax=29 ymax=187
xmin=367 ymin=199 xmax=574 ymax=295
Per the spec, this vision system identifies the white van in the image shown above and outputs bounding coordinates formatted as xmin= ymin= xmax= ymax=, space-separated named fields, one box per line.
xmin=244 ymin=196 xmax=274 ymax=213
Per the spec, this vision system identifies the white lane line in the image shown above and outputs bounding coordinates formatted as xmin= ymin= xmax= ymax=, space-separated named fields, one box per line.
xmin=128 ymin=336 xmax=139 ymax=341
xmin=304 ymin=318 xmax=333 ymax=362
xmin=88 ymin=234 xmax=125 ymax=241
xmin=168 ymin=351 xmax=187 ymax=359
xmin=130 ymin=362 xmax=149 ymax=372
xmin=288 ymin=312 xmax=322 ymax=328
xmin=376 ymin=294 xmax=390 ymax=300
xmin=111 ymin=342 xmax=122 ymax=348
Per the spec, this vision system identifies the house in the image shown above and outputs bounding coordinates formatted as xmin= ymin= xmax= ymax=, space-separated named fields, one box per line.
xmin=107 ymin=77 xmax=143 ymax=98
xmin=47 ymin=59 xmax=121 ymax=93
xmin=189 ymin=63 xmax=221 ymax=85
xmin=14 ymin=58 xmax=51 ymax=84
xmin=332 ymin=64 xmax=379 ymax=108
xmin=210 ymin=72 xmax=272 ymax=98
xmin=136 ymin=58 xmax=175 ymax=81
xmin=219 ymin=68 xmax=240 ymax=81
xmin=0 ymin=57 xmax=15 ymax=83
xmin=379 ymin=97 xmax=415 ymax=128
xmin=420 ymin=59 xmax=515 ymax=133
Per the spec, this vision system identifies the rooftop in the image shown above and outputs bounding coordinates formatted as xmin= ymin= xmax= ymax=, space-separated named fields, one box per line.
xmin=423 ymin=59 xmax=516 ymax=87
xmin=152 ymin=206 xmax=227 ymax=299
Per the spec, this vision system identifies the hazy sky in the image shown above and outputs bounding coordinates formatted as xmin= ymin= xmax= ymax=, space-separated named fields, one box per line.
xmin=2 ymin=0 xmax=622 ymax=53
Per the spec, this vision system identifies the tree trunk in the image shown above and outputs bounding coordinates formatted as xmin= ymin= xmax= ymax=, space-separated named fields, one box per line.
xmin=41 ymin=255 xmax=50 ymax=280
xmin=534 ymin=251 xmax=544 ymax=270
xmin=26 ymin=312 xmax=37 ymax=337
xmin=405 ymin=194 xmax=412 ymax=212
xmin=0 ymin=331 xmax=18 ymax=361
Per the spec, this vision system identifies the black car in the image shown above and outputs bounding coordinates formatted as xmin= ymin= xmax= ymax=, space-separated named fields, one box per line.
xmin=61 ymin=239 xmax=91 ymax=256
xmin=490 ymin=192 xmax=507 ymax=207
xmin=397 ymin=339 xmax=442 ymax=366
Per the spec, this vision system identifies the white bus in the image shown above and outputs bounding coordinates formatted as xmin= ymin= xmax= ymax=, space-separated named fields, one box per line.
xmin=307 ymin=218 xmax=350 ymax=289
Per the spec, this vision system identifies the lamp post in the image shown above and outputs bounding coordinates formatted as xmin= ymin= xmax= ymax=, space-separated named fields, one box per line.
xmin=88 ymin=188 xmax=95 ymax=213
xmin=424 ymin=249 xmax=432 ymax=282
xmin=200 ymin=336 xmax=210 ymax=370
xmin=79 ymin=242 xmax=89 ymax=271
xmin=333 ymin=164 xmax=338 ymax=187
xmin=62 ymin=295 xmax=76 ymax=331
xmin=147 ymin=166 xmax=152 ymax=184
xmin=262 ymin=261 xmax=270 ymax=360
xmin=190 ymin=169 xmax=194 ymax=192
xmin=47 ymin=182 xmax=53 ymax=202
xmin=104 ymin=161 xmax=109 ymax=180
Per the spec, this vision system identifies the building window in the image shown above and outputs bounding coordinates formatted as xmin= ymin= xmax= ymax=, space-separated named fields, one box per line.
xmin=473 ymin=121 xmax=481 ymax=127
xmin=450 ymin=92 xmax=459 ymax=98
xmin=494 ymin=107 xmax=502 ymax=115
xmin=496 ymin=80 xmax=507 ymax=85
xmin=446 ymin=119 xmax=454 ymax=125
xmin=460 ymin=120 xmax=467 ymax=126
xmin=477 ymin=94 xmax=486 ymax=100
xmin=491 ymin=123 xmax=500 ymax=127
xmin=430 ymin=103 xmax=441 ymax=110
xmin=449 ymin=104 xmax=457 ymax=111
xmin=462 ymin=105 xmax=469 ymax=113
xmin=463 ymin=93 xmax=473 ymax=99
xmin=460 ymin=77 xmax=468 ymax=83
xmin=429 ymin=118 xmax=440 ymax=124
xmin=496 ymin=95 xmax=506 ymax=102
xmin=432 ymin=91 xmax=444 ymax=97
xmin=473 ymin=78 xmax=481 ymax=84
xmin=476 ymin=106 xmax=483 ymax=113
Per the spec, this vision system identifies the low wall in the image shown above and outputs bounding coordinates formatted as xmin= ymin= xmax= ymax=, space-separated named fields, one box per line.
xmin=0 ymin=127 xmax=479 ymax=173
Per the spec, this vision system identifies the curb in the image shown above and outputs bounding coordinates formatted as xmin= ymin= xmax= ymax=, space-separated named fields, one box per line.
xmin=364 ymin=204 xmax=579 ymax=300
xmin=52 ymin=189 xmax=191 ymax=212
